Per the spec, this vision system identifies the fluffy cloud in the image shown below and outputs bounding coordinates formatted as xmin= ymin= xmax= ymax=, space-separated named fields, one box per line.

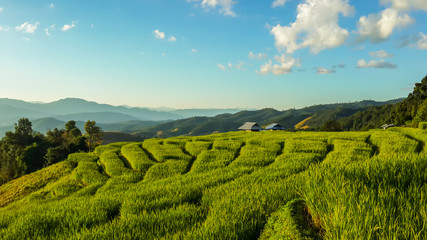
xmin=380 ymin=0 xmax=427 ymax=11
xmin=249 ymin=52 xmax=268 ymax=60
xmin=16 ymin=21 xmax=40 ymax=34
xmin=154 ymin=30 xmax=176 ymax=42
xmin=0 ymin=7 xmax=3 ymax=12
xmin=217 ymin=63 xmax=226 ymax=70
xmin=357 ymin=59 xmax=397 ymax=69
xmin=49 ymin=3 xmax=54 ymax=9
xmin=356 ymin=8 xmax=413 ymax=43
xmin=0 ymin=26 xmax=2 ymax=31
xmin=417 ymin=33 xmax=427 ymax=49
xmin=62 ymin=21 xmax=76 ymax=31
xmin=369 ymin=50 xmax=394 ymax=58
xmin=153 ymin=29 xmax=165 ymax=39
xmin=192 ymin=48 xmax=197 ymax=53
xmin=188 ymin=0 xmax=237 ymax=17
xmin=257 ymin=54 xmax=297 ymax=75
xmin=271 ymin=0 xmax=353 ymax=54
xmin=272 ymin=0 xmax=288 ymax=8
xmin=317 ymin=67 xmax=336 ymax=74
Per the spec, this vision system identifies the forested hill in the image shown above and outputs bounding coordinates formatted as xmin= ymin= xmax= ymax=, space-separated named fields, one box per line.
xmin=135 ymin=99 xmax=402 ymax=138
xmin=339 ymin=74 xmax=427 ymax=130
xmin=136 ymin=74 xmax=427 ymax=137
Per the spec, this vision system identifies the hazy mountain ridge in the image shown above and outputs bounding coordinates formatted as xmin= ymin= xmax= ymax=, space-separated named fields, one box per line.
xmin=0 ymin=98 xmax=246 ymax=136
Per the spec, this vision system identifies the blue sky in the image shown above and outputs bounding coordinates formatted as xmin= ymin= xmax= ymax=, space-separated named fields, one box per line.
xmin=0 ymin=0 xmax=426 ymax=109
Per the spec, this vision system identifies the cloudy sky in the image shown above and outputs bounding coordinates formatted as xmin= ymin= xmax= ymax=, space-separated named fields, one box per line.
xmin=0 ymin=0 xmax=426 ymax=109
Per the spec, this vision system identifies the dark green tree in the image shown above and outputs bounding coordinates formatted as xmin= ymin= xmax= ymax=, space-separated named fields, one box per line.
xmin=65 ymin=120 xmax=82 ymax=137
xmin=84 ymin=120 xmax=103 ymax=151
xmin=321 ymin=120 xmax=342 ymax=132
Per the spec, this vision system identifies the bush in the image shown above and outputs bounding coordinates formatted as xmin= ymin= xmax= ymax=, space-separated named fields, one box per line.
xmin=418 ymin=122 xmax=427 ymax=130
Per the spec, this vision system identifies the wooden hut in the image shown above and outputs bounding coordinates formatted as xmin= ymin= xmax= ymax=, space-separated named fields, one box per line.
xmin=238 ymin=122 xmax=263 ymax=132
xmin=265 ymin=123 xmax=286 ymax=131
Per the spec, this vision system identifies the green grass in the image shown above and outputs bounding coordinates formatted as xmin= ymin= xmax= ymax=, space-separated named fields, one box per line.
xmin=121 ymin=143 xmax=156 ymax=172
xmin=1 ymin=129 xmax=427 ymax=239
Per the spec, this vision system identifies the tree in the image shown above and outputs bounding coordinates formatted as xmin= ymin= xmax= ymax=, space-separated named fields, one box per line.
xmin=84 ymin=120 xmax=103 ymax=151
xmin=321 ymin=120 xmax=342 ymax=132
xmin=44 ymin=121 xmax=87 ymax=166
xmin=413 ymin=99 xmax=427 ymax=125
xmin=65 ymin=120 xmax=82 ymax=137
xmin=46 ymin=128 xmax=66 ymax=147
xmin=3 ymin=118 xmax=34 ymax=146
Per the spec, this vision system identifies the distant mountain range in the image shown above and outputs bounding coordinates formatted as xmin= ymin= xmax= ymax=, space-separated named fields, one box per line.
xmin=0 ymin=97 xmax=405 ymax=138
xmin=0 ymin=98 xmax=244 ymax=136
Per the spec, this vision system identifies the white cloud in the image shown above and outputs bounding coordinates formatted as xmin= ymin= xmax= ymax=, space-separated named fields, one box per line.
xmin=272 ymin=0 xmax=288 ymax=8
xmin=271 ymin=0 xmax=353 ymax=54
xmin=162 ymin=53 xmax=166 ymax=57
xmin=49 ymin=3 xmax=54 ymax=9
xmin=62 ymin=21 xmax=76 ymax=31
xmin=192 ymin=48 xmax=197 ymax=53
xmin=257 ymin=54 xmax=297 ymax=75
xmin=369 ymin=50 xmax=394 ymax=58
xmin=357 ymin=59 xmax=397 ymax=69
xmin=0 ymin=26 xmax=2 ymax=31
xmin=217 ymin=63 xmax=226 ymax=70
xmin=22 ymin=37 xmax=31 ymax=41
xmin=317 ymin=67 xmax=336 ymax=74
xmin=153 ymin=29 xmax=165 ymax=39
xmin=188 ymin=0 xmax=237 ymax=17
xmin=228 ymin=62 xmax=232 ymax=68
xmin=16 ymin=21 xmax=40 ymax=34
xmin=417 ymin=32 xmax=427 ymax=49
xmin=249 ymin=51 xmax=268 ymax=60
xmin=0 ymin=7 xmax=3 ymax=12
xmin=168 ymin=36 xmax=176 ymax=42
xmin=356 ymin=8 xmax=413 ymax=43
xmin=380 ymin=0 xmax=427 ymax=11
xmin=236 ymin=61 xmax=245 ymax=70
xmin=44 ymin=24 xmax=55 ymax=36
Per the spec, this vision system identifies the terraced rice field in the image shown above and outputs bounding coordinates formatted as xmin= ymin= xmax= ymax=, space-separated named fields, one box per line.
xmin=0 ymin=128 xmax=426 ymax=239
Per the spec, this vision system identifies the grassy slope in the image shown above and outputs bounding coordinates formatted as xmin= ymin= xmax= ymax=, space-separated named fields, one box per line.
xmin=0 ymin=128 xmax=426 ymax=239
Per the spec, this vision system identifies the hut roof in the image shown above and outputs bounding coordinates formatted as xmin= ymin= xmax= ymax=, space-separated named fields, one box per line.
xmin=238 ymin=122 xmax=263 ymax=131
xmin=265 ymin=123 xmax=286 ymax=130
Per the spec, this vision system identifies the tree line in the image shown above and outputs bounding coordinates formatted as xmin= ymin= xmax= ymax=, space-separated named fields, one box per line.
xmin=0 ymin=119 xmax=103 ymax=185
xmin=319 ymin=75 xmax=427 ymax=132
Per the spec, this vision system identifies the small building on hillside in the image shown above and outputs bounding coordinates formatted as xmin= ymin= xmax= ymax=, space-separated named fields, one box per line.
xmin=238 ymin=122 xmax=263 ymax=132
xmin=265 ymin=123 xmax=286 ymax=131
xmin=381 ymin=123 xmax=395 ymax=129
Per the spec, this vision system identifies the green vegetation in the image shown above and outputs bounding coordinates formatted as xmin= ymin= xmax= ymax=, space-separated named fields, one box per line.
xmin=0 ymin=129 xmax=426 ymax=239
xmin=0 ymin=118 xmax=102 ymax=185
xmin=136 ymin=100 xmax=401 ymax=138
xmin=341 ymin=75 xmax=427 ymax=130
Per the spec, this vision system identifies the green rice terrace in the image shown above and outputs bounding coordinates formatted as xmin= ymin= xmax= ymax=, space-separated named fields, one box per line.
xmin=1 ymin=128 xmax=427 ymax=239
